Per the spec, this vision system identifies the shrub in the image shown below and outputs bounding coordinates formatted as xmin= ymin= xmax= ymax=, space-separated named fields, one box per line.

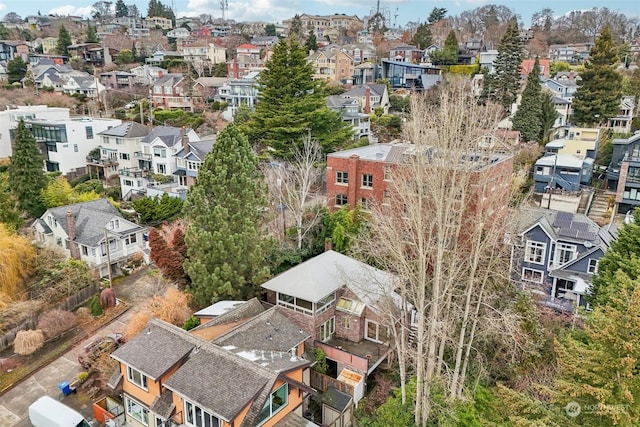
xmin=37 ymin=309 xmax=77 ymax=339
xmin=78 ymin=371 xmax=89 ymax=382
xmin=312 ymin=348 xmax=328 ymax=374
xmin=182 ymin=315 xmax=200 ymax=331
xmin=90 ymin=296 xmax=103 ymax=317
xmin=100 ymin=288 xmax=117 ymax=310
xmin=14 ymin=329 xmax=45 ymax=355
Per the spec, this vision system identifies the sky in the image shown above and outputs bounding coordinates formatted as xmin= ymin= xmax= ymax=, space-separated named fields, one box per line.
xmin=1 ymin=0 xmax=638 ymax=28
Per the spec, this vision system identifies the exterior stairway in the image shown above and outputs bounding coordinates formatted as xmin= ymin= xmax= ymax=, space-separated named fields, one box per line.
xmin=587 ymin=191 xmax=613 ymax=223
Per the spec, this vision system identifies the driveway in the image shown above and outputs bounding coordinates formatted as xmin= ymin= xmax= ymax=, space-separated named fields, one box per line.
xmin=0 ymin=266 xmax=170 ymax=426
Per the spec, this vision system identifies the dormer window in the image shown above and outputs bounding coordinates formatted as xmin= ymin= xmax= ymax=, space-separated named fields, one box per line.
xmin=108 ymin=219 xmax=120 ymax=230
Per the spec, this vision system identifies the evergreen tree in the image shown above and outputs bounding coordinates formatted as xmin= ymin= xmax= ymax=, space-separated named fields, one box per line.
xmin=429 ymin=30 xmax=458 ymax=65
xmin=56 ymin=25 xmax=72 ymax=56
xmin=183 ymin=123 xmax=269 ymax=306
xmin=411 ymin=23 xmax=433 ymax=50
xmin=265 ymin=23 xmax=277 ymax=37
xmin=512 ymin=56 xmax=542 ymax=142
xmin=8 ymin=120 xmax=47 ymax=217
xmin=289 ymin=14 xmax=303 ymax=39
xmin=555 ymin=277 xmax=640 ymax=426
xmin=115 ymin=0 xmax=128 ymax=18
xmin=85 ymin=25 xmax=98 ymax=43
xmin=539 ymin=91 xmax=558 ymax=143
xmin=588 ymin=209 xmax=640 ymax=307
xmin=572 ymin=26 xmax=623 ymax=126
xmin=6 ymin=56 xmax=27 ymax=84
xmin=0 ymin=173 xmax=23 ymax=231
xmin=305 ymin=30 xmax=318 ymax=53
xmin=485 ymin=20 xmax=523 ymax=112
xmin=427 ymin=7 xmax=447 ymax=24
xmin=242 ymin=37 xmax=352 ymax=158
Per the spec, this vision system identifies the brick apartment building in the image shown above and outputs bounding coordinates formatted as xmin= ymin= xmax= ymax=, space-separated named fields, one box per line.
xmin=326 ymin=143 xmax=514 ymax=220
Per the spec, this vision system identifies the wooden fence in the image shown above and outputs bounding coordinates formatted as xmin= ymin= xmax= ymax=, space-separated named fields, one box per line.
xmin=310 ymin=370 xmax=354 ymax=397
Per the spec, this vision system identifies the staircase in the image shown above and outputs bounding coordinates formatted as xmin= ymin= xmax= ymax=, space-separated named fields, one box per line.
xmin=587 ymin=191 xmax=612 ymax=223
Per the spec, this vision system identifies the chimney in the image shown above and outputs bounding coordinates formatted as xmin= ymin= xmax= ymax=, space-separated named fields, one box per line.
xmin=364 ymin=86 xmax=371 ymax=114
xmin=66 ymin=210 xmax=80 ymax=260
xmin=158 ymin=70 xmax=163 ymax=78
xmin=325 ymin=238 xmax=333 ymax=252
xmin=181 ymin=127 xmax=189 ymax=154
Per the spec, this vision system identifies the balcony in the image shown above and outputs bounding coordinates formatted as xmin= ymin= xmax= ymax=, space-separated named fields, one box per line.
xmin=87 ymin=157 xmax=118 ymax=167
xmin=133 ymin=151 xmax=152 ymax=160
xmin=119 ymin=167 xmax=149 ymax=178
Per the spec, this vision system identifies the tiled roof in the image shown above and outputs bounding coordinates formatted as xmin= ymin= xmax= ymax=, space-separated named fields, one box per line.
xmin=98 ymin=122 xmax=149 ymax=138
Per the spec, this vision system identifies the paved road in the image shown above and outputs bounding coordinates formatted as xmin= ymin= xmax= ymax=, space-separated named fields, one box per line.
xmin=0 ymin=266 xmax=165 ymax=426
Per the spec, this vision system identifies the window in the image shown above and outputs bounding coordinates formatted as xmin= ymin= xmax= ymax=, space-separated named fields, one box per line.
xmin=125 ymin=233 xmax=137 ymax=245
xmin=153 ymin=147 xmax=167 ymax=158
xmin=109 ymin=219 xmax=120 ymax=230
xmin=256 ymin=384 xmax=288 ymax=426
xmin=383 ymin=190 xmax=390 ymax=205
xmin=120 ymin=153 xmax=130 ymax=160
xmin=365 ymin=319 xmax=387 ymax=343
xmin=335 ymin=194 xmax=348 ymax=206
xmin=341 ymin=316 xmax=351 ymax=329
xmin=157 ymin=164 xmax=166 ymax=174
xmin=361 ymin=174 xmax=373 ymax=188
xmin=316 ymin=292 xmax=336 ymax=314
xmin=522 ymin=267 xmax=543 ymax=283
xmin=383 ymin=167 xmax=392 ymax=181
xmin=553 ymin=243 xmax=576 ymax=267
xmin=116 ymin=138 xmax=124 ymax=145
xmin=81 ymin=245 xmax=89 ymax=256
xmin=74 ymin=144 xmax=78 ymax=152
xmin=588 ymin=259 xmax=599 ymax=274
xmin=127 ymin=366 xmax=148 ymax=390
xmin=525 ymin=241 xmax=546 ymax=264
xmin=319 ymin=317 xmax=335 ymax=341
xmin=336 ymin=171 xmax=349 ymax=184
xmin=361 ymin=198 xmax=371 ymax=211
xmin=85 ymin=126 xmax=93 ymax=139
xmin=277 ymin=293 xmax=313 ymax=315
xmin=184 ymin=400 xmax=220 ymax=427
xmin=125 ymin=396 xmax=148 ymax=426
xmin=123 ymin=179 xmax=133 ymax=186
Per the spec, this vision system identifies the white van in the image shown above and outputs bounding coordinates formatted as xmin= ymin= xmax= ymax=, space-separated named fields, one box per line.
xmin=28 ymin=396 xmax=91 ymax=427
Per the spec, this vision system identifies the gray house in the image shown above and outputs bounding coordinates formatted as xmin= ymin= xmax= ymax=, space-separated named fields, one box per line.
xmin=509 ymin=209 xmax=616 ymax=309
xmin=533 ymin=154 xmax=593 ymax=193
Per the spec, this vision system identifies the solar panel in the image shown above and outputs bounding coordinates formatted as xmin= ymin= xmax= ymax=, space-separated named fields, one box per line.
xmin=571 ymin=222 xmax=589 ymax=232
xmin=558 ymin=228 xmax=579 ymax=239
xmin=577 ymin=231 xmax=597 ymax=241
xmin=553 ymin=218 xmax=573 ymax=229
xmin=556 ymin=211 xmax=573 ymax=221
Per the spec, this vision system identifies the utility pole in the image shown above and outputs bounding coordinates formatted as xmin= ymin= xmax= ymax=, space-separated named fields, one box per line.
xmin=104 ymin=228 xmax=113 ymax=288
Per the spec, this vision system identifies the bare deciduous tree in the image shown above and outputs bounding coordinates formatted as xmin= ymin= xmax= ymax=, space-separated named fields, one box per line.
xmin=355 ymin=78 xmax=514 ymax=426
xmin=265 ymin=134 xmax=324 ymax=249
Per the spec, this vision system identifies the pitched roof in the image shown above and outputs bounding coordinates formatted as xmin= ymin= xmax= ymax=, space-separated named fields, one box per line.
xmin=111 ymin=318 xmax=195 ymax=380
xmin=342 ymin=83 xmax=386 ymax=98
xmin=44 ymin=198 xmax=142 ymax=246
xmin=260 ymin=250 xmax=397 ymax=304
xmin=213 ymin=306 xmax=311 ymax=355
xmin=98 ymin=121 xmax=150 ymax=138
xmin=141 ymin=125 xmax=193 ymax=147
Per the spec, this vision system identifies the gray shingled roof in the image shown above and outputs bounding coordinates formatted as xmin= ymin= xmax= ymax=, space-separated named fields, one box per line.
xmin=150 ymin=389 xmax=176 ymax=419
xmin=111 ymin=320 xmax=195 ymax=380
xmin=322 ymin=387 xmax=353 ymax=411
xmin=45 ymin=198 xmax=142 ymax=247
xmin=192 ymin=298 xmax=265 ymax=332
xmin=342 ymin=84 xmax=386 ymax=98
xmin=213 ymin=306 xmax=311 ymax=354
xmin=141 ymin=126 xmax=191 ymax=147
xmin=98 ymin=122 xmax=150 ymax=138
xmin=175 ymin=139 xmax=215 ymax=161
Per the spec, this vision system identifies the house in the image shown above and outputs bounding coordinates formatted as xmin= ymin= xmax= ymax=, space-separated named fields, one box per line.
xmin=608 ymin=96 xmax=635 ymax=134
xmin=0 ymin=40 xmax=28 ymax=61
xmin=533 ymin=154 xmax=593 ymax=192
xmin=173 ymin=138 xmax=215 ymax=187
xmin=109 ymin=311 xmax=312 ymax=427
xmin=551 ymin=96 xmax=571 ymax=128
xmin=251 ymin=36 xmax=280 ymax=48
xmin=129 ymin=64 xmax=167 ymax=85
xmin=388 ymin=44 xmax=423 ymax=63
xmin=227 ymin=54 xmax=265 ymax=79
xmin=67 ymin=43 xmax=117 ymax=67
xmin=548 ymin=43 xmax=593 ymax=64
xmin=261 ymin=250 xmax=401 ymax=403
xmin=380 ymin=59 xmax=442 ymax=89
xmin=41 ymin=37 xmax=58 ymax=54
xmin=284 ymin=14 xmax=363 ymax=41
xmin=606 ymin=132 xmax=640 ymax=213
xmin=25 ymin=116 xmax=121 ymax=176
xmin=99 ymin=70 xmax=136 ymax=91
xmin=93 ymin=122 xmax=151 ymax=198
xmin=144 ymin=16 xmax=173 ymax=30
xmin=341 ymin=84 xmax=390 ymax=115
xmin=32 ymin=198 xmax=148 ymax=278
xmin=140 ymin=126 xmax=200 ymax=179
xmin=545 ymin=127 xmax=600 ymax=160
xmin=352 ymin=62 xmax=376 ymax=85
xmin=521 ymin=58 xmax=550 ymax=80
xmin=0 ymin=105 xmax=71 ymax=159
xmin=544 ymin=77 xmax=579 ymax=102
xmin=326 ymin=142 xmax=513 ymax=216
xmin=215 ymin=73 xmax=260 ymax=121
xmin=340 ymin=43 xmax=376 ymax=64
xmin=151 ymin=73 xmax=193 ymax=111
xmin=62 ymin=75 xmax=106 ymax=99
xmin=165 ymin=27 xmax=191 ymax=39
xmin=179 ymin=41 xmax=227 ymax=70
xmin=307 ymin=49 xmax=355 ymax=84
xmin=192 ymin=76 xmax=229 ymax=102
xmin=326 ymin=96 xmax=369 ymax=140
xmin=478 ymin=50 xmax=499 ymax=73
xmin=509 ymin=209 xmax=616 ymax=309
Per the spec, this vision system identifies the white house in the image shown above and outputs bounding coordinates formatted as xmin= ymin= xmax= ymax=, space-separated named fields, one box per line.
xmin=139 ymin=126 xmax=200 ymax=178
xmin=25 ymin=116 xmax=121 ymax=176
xmin=33 ymin=198 xmax=149 ymax=278
xmin=0 ymin=105 xmax=70 ymax=159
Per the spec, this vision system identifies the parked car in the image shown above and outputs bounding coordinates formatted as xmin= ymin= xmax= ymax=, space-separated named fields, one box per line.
xmin=124 ymin=101 xmax=137 ymax=109
xmin=29 ymin=396 xmax=92 ymax=427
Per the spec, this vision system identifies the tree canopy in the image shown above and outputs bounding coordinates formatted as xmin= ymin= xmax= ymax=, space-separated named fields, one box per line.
xmin=85 ymin=25 xmax=99 ymax=43
xmin=410 ymin=23 xmax=433 ymax=50
xmin=241 ymin=37 xmax=352 ymax=158
xmin=512 ymin=56 xmax=543 ymax=142
xmin=6 ymin=56 xmax=27 ymax=84
xmin=8 ymin=120 xmax=47 ymax=217
xmin=56 ymin=25 xmax=72 ymax=56
xmin=183 ymin=123 xmax=269 ymax=306
xmin=115 ymin=0 xmax=128 ymax=18
xmin=571 ymin=26 xmax=623 ymax=126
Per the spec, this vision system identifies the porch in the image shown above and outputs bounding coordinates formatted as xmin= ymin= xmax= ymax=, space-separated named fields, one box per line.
xmin=317 ymin=336 xmax=392 ymax=376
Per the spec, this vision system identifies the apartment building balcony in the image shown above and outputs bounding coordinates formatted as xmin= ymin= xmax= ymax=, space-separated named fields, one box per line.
xmin=119 ymin=167 xmax=149 ymax=178
xmin=87 ymin=156 xmax=118 ymax=167
xmin=133 ymin=151 xmax=152 ymax=160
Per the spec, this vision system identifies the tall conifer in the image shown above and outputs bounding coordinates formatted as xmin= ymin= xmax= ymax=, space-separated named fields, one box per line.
xmin=485 ymin=20 xmax=523 ymax=112
xmin=512 ymin=56 xmax=542 ymax=142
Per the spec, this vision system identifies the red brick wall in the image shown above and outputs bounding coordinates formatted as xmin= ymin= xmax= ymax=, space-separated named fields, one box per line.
xmin=326 ymin=154 xmax=390 ymax=211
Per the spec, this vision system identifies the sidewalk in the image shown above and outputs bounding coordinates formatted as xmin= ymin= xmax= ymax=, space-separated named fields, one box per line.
xmin=0 ymin=266 xmax=164 ymax=426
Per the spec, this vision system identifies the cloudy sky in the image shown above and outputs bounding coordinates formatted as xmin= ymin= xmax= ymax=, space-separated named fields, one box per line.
xmin=1 ymin=0 xmax=637 ymax=27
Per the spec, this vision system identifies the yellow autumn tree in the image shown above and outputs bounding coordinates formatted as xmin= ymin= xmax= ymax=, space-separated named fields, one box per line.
xmin=0 ymin=223 xmax=35 ymax=301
